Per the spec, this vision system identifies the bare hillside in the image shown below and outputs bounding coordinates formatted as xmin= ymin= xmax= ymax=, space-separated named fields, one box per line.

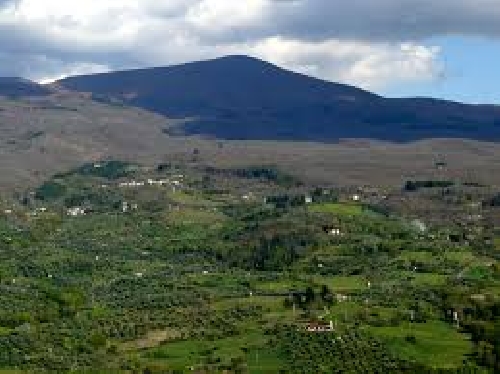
xmin=2 ymin=94 xmax=500 ymax=192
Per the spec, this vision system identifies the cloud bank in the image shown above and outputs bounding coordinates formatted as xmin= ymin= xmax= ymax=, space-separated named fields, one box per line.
xmin=0 ymin=0 xmax=497 ymax=89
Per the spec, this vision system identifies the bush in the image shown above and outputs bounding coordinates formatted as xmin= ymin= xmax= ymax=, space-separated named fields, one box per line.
xmin=35 ymin=181 xmax=66 ymax=200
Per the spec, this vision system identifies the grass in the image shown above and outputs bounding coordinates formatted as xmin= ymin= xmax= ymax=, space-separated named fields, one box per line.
xmin=167 ymin=207 xmax=226 ymax=225
xmin=141 ymin=331 xmax=277 ymax=371
xmin=464 ymin=265 xmax=494 ymax=281
xmin=0 ymin=327 xmax=12 ymax=336
xmin=495 ymin=237 xmax=500 ymax=250
xmin=309 ymin=202 xmax=364 ymax=216
xmin=397 ymin=250 xmax=435 ymax=263
xmin=255 ymin=279 xmax=309 ymax=293
xmin=364 ymin=321 xmax=473 ymax=368
xmin=395 ymin=271 xmax=449 ymax=286
xmin=246 ymin=347 xmax=284 ymax=374
xmin=444 ymin=250 xmax=491 ymax=267
xmin=313 ymin=275 xmax=368 ymax=292
xmin=169 ymin=190 xmax=219 ymax=207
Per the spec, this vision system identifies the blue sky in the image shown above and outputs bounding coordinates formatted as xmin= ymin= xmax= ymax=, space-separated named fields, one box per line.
xmin=383 ymin=36 xmax=500 ymax=104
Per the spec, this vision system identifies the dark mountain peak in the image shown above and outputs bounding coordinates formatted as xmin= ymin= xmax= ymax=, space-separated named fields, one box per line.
xmin=208 ymin=54 xmax=266 ymax=63
xmin=202 ymin=54 xmax=282 ymax=69
xmin=57 ymin=55 xmax=500 ymax=142
xmin=0 ymin=77 xmax=52 ymax=98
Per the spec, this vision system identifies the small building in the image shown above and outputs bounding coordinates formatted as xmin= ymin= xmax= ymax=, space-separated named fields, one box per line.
xmin=306 ymin=320 xmax=334 ymax=332
xmin=67 ymin=207 xmax=86 ymax=217
xmin=329 ymin=228 xmax=342 ymax=236
xmin=336 ymin=294 xmax=349 ymax=302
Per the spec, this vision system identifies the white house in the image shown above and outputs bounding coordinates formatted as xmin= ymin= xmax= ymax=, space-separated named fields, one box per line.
xmin=67 ymin=207 xmax=86 ymax=217
xmin=329 ymin=228 xmax=342 ymax=236
xmin=306 ymin=320 xmax=335 ymax=332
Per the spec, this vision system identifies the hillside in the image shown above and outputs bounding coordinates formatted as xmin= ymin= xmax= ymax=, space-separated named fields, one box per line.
xmin=0 ymin=77 xmax=52 ymax=98
xmin=58 ymin=55 xmax=500 ymax=142
xmin=0 ymin=94 xmax=174 ymax=190
xmin=3 ymin=93 xmax=500 ymax=190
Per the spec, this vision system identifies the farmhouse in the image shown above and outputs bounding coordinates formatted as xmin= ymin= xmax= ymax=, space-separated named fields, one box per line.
xmin=306 ymin=320 xmax=334 ymax=332
xmin=147 ymin=179 xmax=169 ymax=186
xmin=119 ymin=181 xmax=145 ymax=188
xmin=329 ymin=228 xmax=342 ymax=236
xmin=67 ymin=207 xmax=86 ymax=217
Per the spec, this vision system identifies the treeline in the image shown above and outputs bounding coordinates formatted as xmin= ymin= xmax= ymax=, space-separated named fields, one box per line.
xmin=483 ymin=193 xmax=500 ymax=207
xmin=204 ymin=165 xmax=300 ymax=186
xmin=440 ymin=290 xmax=500 ymax=371
xmin=404 ymin=180 xmax=455 ymax=191
xmin=56 ymin=160 xmax=132 ymax=180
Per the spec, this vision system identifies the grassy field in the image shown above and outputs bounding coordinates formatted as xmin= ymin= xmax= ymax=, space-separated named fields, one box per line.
xmin=365 ymin=321 xmax=473 ymax=368
xmin=309 ymin=202 xmax=364 ymax=216
xmin=140 ymin=331 xmax=277 ymax=372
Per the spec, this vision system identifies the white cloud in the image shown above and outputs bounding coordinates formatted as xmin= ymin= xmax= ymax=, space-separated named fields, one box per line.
xmin=250 ymin=37 xmax=442 ymax=90
xmin=0 ymin=0 xmax=494 ymax=89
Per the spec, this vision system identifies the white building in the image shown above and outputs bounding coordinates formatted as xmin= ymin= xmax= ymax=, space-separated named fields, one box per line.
xmin=67 ymin=207 xmax=86 ymax=217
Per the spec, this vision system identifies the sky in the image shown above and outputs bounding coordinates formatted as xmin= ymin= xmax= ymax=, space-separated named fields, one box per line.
xmin=0 ymin=0 xmax=499 ymax=103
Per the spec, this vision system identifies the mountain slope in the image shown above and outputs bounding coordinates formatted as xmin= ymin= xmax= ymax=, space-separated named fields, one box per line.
xmin=57 ymin=55 xmax=500 ymax=142
xmin=0 ymin=77 xmax=52 ymax=98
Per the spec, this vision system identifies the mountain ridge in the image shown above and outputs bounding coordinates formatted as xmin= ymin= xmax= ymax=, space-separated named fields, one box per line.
xmin=48 ymin=55 xmax=500 ymax=142
xmin=0 ymin=77 xmax=52 ymax=98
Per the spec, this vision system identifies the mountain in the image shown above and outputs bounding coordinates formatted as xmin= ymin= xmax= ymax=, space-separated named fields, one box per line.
xmin=0 ymin=77 xmax=52 ymax=98
xmin=57 ymin=55 xmax=500 ymax=142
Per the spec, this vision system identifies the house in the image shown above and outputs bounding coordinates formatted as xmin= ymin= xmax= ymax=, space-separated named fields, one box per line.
xmin=305 ymin=196 xmax=313 ymax=204
xmin=67 ymin=207 xmax=86 ymax=217
xmin=323 ymin=225 xmax=343 ymax=236
xmin=336 ymin=294 xmax=349 ymax=302
xmin=147 ymin=179 xmax=170 ymax=186
xmin=306 ymin=320 xmax=334 ymax=332
xmin=329 ymin=228 xmax=342 ymax=236
xmin=119 ymin=180 xmax=145 ymax=188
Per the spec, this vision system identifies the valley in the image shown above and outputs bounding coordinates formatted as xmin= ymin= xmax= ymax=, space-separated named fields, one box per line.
xmin=1 ymin=160 xmax=500 ymax=372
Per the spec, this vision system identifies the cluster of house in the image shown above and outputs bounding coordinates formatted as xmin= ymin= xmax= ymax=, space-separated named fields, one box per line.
xmin=323 ymin=224 xmax=344 ymax=237
xmin=242 ymin=192 xmax=255 ymax=201
xmin=119 ymin=181 xmax=146 ymax=188
xmin=66 ymin=201 xmax=139 ymax=216
xmin=27 ymin=207 xmax=48 ymax=217
xmin=67 ymin=207 xmax=86 ymax=217
xmin=122 ymin=201 xmax=138 ymax=213
xmin=328 ymin=228 xmax=342 ymax=236
xmin=118 ymin=177 xmax=183 ymax=189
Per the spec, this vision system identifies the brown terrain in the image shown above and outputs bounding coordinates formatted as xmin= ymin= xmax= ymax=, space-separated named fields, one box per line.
xmin=1 ymin=92 xmax=500 ymax=195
